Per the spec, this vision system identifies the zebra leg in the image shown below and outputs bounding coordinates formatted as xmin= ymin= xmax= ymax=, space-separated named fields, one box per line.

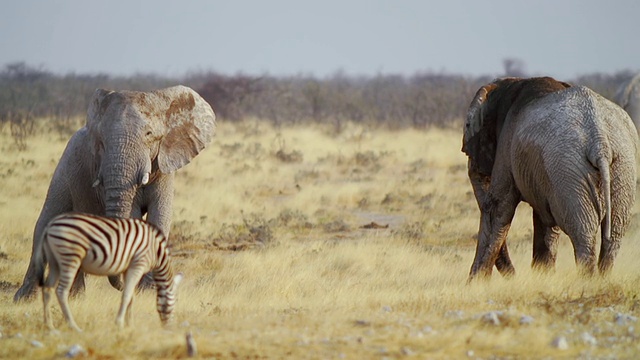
xmin=55 ymin=266 xmax=83 ymax=332
xmin=125 ymin=297 xmax=133 ymax=326
xmin=42 ymin=249 xmax=59 ymax=330
xmin=116 ymin=267 xmax=145 ymax=328
xmin=42 ymin=286 xmax=54 ymax=330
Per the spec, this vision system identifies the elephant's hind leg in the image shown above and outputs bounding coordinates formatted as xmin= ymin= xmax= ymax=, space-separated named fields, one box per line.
xmin=598 ymin=165 xmax=635 ymax=275
xmin=569 ymin=232 xmax=597 ymax=276
xmin=598 ymin=234 xmax=620 ymax=275
xmin=598 ymin=207 xmax=625 ymax=275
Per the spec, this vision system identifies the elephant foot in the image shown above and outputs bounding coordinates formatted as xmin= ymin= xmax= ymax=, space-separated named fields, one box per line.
xmin=531 ymin=258 xmax=556 ymax=273
xmin=108 ymin=273 xmax=156 ymax=292
xmin=13 ymin=281 xmax=38 ymax=303
xmin=577 ymin=264 xmax=597 ymax=277
xmin=137 ymin=272 xmax=156 ymax=291
xmin=108 ymin=275 xmax=125 ymax=291
xmin=68 ymin=284 xmax=86 ymax=298
xmin=67 ymin=272 xmax=86 ymax=298
xmin=467 ymin=264 xmax=493 ymax=283
xmin=497 ymin=265 xmax=515 ymax=278
xmin=495 ymin=243 xmax=515 ymax=278
xmin=495 ymin=258 xmax=516 ymax=278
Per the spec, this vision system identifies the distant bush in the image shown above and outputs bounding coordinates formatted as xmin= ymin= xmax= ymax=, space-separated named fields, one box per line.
xmin=1 ymin=61 xmax=636 ymax=150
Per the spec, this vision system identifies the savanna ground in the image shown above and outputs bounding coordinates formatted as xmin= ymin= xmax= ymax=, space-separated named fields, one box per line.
xmin=1 ymin=119 xmax=640 ymax=359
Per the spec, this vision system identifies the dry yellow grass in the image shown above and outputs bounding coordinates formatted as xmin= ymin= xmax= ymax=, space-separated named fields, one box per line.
xmin=1 ymin=119 xmax=640 ymax=359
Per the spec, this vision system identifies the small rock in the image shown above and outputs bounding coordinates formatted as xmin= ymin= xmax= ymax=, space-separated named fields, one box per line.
xmin=186 ymin=332 xmax=197 ymax=357
xmin=30 ymin=340 xmax=44 ymax=348
xmin=180 ymin=321 xmax=191 ymax=328
xmin=14 ymin=333 xmax=23 ymax=339
xmin=520 ymin=315 xmax=534 ymax=325
xmin=481 ymin=311 xmax=502 ymax=326
xmin=445 ymin=310 xmax=464 ymax=319
xmin=66 ymin=344 xmax=87 ymax=358
xmin=466 ymin=350 xmax=475 ymax=357
xmin=551 ymin=336 xmax=569 ymax=350
xmin=580 ymin=332 xmax=597 ymax=346
xmin=401 ymin=346 xmax=414 ymax=356
xmin=381 ymin=305 xmax=393 ymax=313
xmin=614 ymin=313 xmax=638 ymax=326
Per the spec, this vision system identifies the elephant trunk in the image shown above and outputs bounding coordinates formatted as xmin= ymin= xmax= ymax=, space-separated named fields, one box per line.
xmin=101 ymin=140 xmax=141 ymax=219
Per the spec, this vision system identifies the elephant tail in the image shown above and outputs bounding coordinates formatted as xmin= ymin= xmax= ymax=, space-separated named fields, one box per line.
xmin=596 ymin=156 xmax=612 ymax=242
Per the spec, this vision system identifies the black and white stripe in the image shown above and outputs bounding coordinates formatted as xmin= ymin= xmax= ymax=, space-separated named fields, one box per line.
xmin=37 ymin=212 xmax=182 ymax=331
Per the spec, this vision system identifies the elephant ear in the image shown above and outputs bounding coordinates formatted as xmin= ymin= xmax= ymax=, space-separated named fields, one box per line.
xmin=86 ymin=88 xmax=117 ymax=157
xmin=87 ymin=88 xmax=116 ymax=130
xmin=156 ymin=86 xmax=216 ymax=174
xmin=615 ymin=74 xmax=640 ymax=110
xmin=462 ymin=83 xmax=499 ymax=177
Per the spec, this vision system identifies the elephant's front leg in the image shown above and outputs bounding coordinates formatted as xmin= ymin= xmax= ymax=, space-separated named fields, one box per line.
xmin=107 ymin=202 xmax=145 ymax=292
xmin=531 ymin=211 xmax=560 ymax=271
xmin=468 ymin=167 xmax=516 ymax=278
xmin=469 ymin=191 xmax=519 ymax=281
xmin=495 ymin=243 xmax=515 ymax=277
xmin=136 ymin=175 xmax=174 ymax=290
xmin=14 ymin=191 xmax=73 ymax=302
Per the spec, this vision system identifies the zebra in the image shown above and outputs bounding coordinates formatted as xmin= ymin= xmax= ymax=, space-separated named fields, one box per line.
xmin=36 ymin=212 xmax=183 ymax=332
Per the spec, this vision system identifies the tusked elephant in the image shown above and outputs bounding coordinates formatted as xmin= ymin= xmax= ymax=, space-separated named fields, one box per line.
xmin=614 ymin=73 xmax=640 ymax=131
xmin=462 ymin=77 xmax=638 ymax=281
xmin=13 ymin=85 xmax=216 ymax=302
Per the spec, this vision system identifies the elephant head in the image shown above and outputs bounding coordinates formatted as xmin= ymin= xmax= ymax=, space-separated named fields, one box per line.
xmin=86 ymin=85 xmax=216 ymax=218
xmin=614 ymin=73 xmax=640 ymax=131
xmin=462 ymin=77 xmax=571 ymax=177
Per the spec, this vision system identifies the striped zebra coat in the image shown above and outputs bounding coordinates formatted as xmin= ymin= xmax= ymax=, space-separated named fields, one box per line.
xmin=36 ymin=212 xmax=183 ymax=332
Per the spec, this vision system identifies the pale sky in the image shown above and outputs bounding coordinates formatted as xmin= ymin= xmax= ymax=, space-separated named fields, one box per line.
xmin=1 ymin=0 xmax=638 ymax=79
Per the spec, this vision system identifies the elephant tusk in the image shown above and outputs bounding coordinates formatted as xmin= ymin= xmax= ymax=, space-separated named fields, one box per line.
xmin=92 ymin=178 xmax=101 ymax=188
xmin=141 ymin=172 xmax=150 ymax=186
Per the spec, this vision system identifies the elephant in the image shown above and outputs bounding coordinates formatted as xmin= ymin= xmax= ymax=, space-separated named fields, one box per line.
xmin=614 ymin=73 xmax=640 ymax=131
xmin=462 ymin=77 xmax=638 ymax=281
xmin=13 ymin=85 xmax=216 ymax=302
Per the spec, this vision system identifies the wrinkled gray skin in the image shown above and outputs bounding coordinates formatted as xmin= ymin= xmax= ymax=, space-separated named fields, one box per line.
xmin=463 ymin=77 xmax=638 ymax=281
xmin=14 ymin=86 xmax=216 ymax=302
xmin=614 ymin=73 xmax=640 ymax=131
